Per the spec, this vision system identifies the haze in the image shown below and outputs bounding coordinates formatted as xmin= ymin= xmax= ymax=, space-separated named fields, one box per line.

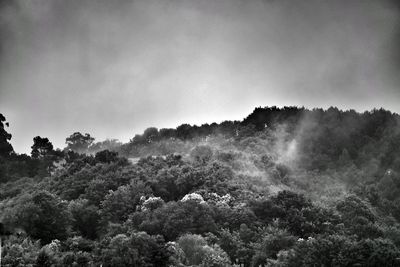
xmin=0 ymin=0 xmax=399 ymax=153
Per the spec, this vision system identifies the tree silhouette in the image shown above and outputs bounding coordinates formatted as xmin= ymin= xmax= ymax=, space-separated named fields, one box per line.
xmin=31 ymin=136 xmax=54 ymax=159
xmin=0 ymin=113 xmax=14 ymax=158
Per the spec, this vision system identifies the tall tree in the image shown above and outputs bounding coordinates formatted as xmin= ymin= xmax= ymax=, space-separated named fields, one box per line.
xmin=0 ymin=113 xmax=14 ymax=158
xmin=65 ymin=132 xmax=95 ymax=154
xmin=31 ymin=136 xmax=54 ymax=159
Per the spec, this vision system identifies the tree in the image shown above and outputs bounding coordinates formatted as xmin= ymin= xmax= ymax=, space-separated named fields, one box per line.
xmin=13 ymin=191 xmax=70 ymax=244
xmin=95 ymin=150 xmax=119 ymax=163
xmin=2 ymin=236 xmax=41 ymax=266
xmin=176 ymin=124 xmax=193 ymax=140
xmin=130 ymin=200 xmax=217 ymax=241
xmin=336 ymin=195 xmax=381 ymax=238
xmin=65 ymin=132 xmax=95 ymax=154
xmin=251 ymin=226 xmax=296 ymax=265
xmin=0 ymin=113 xmax=13 ymax=158
xmin=177 ymin=234 xmax=230 ymax=267
xmin=143 ymin=127 xmax=159 ymax=143
xmin=31 ymin=136 xmax=54 ymax=159
xmin=159 ymin=128 xmax=176 ymax=139
xmin=177 ymin=234 xmax=208 ymax=265
xmin=98 ymin=231 xmax=171 ymax=266
xmin=276 ymin=235 xmax=400 ymax=266
xmin=68 ymin=199 xmax=101 ymax=239
xmin=101 ymin=181 xmax=151 ymax=223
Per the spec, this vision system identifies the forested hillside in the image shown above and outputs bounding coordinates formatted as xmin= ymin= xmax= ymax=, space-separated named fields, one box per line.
xmin=1 ymin=106 xmax=400 ymax=266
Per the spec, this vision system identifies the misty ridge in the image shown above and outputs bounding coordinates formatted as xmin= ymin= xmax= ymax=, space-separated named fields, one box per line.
xmin=2 ymin=106 xmax=400 ymax=266
xmin=1 ymin=0 xmax=400 ymax=266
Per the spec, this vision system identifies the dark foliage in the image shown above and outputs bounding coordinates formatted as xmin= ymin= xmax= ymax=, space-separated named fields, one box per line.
xmin=2 ymin=106 xmax=400 ymax=266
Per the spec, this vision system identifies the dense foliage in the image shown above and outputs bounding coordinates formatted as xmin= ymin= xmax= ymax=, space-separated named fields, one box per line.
xmin=1 ymin=106 xmax=400 ymax=266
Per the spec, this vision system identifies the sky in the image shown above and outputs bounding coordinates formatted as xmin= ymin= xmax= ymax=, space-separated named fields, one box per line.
xmin=0 ymin=0 xmax=399 ymax=154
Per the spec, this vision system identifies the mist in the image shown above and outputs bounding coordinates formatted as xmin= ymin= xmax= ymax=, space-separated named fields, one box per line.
xmin=0 ymin=0 xmax=399 ymax=153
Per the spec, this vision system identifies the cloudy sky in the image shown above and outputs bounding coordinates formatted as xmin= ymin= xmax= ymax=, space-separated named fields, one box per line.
xmin=0 ymin=0 xmax=399 ymax=153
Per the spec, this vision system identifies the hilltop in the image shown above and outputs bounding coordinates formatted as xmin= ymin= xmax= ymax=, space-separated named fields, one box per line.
xmin=1 ymin=106 xmax=400 ymax=266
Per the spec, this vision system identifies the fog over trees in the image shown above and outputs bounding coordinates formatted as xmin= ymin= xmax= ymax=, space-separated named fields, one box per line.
xmin=1 ymin=0 xmax=399 ymax=265
xmin=1 ymin=106 xmax=400 ymax=266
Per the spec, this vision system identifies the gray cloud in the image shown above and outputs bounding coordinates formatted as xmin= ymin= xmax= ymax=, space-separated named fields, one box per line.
xmin=0 ymin=0 xmax=399 ymax=153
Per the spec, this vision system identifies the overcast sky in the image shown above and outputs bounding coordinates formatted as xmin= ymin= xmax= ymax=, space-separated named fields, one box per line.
xmin=0 ymin=0 xmax=399 ymax=153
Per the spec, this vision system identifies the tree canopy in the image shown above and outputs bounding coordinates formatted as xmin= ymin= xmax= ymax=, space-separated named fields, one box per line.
xmin=2 ymin=106 xmax=400 ymax=266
